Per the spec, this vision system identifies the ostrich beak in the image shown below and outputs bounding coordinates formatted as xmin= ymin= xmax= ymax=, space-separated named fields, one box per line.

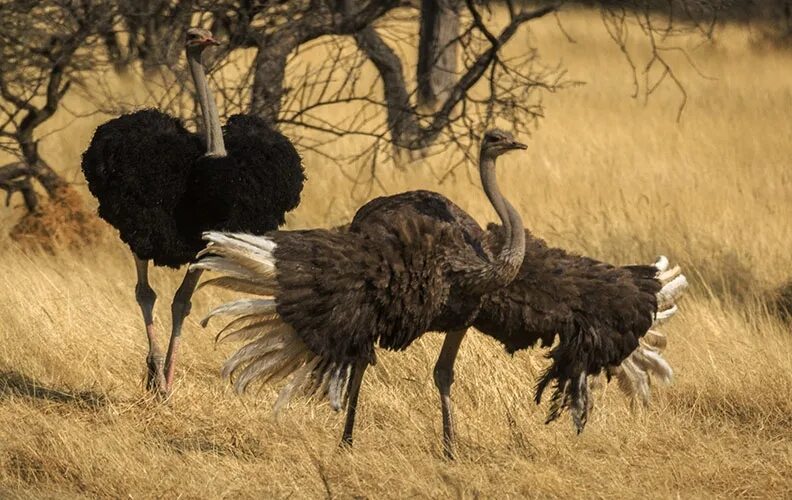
xmin=204 ymin=37 xmax=220 ymax=46
xmin=510 ymin=140 xmax=527 ymax=150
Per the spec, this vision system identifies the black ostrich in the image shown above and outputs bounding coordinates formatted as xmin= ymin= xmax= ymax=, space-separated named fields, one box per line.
xmin=81 ymin=28 xmax=305 ymax=397
xmin=194 ymin=129 xmax=529 ymax=450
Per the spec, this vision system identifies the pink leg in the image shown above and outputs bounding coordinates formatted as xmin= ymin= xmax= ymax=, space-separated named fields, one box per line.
xmin=134 ymin=256 xmax=166 ymax=395
xmin=163 ymin=267 xmax=203 ymax=396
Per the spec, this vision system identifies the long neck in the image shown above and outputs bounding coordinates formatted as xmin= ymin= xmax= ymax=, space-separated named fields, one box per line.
xmin=480 ymin=154 xmax=525 ymax=287
xmin=187 ymin=47 xmax=227 ymax=157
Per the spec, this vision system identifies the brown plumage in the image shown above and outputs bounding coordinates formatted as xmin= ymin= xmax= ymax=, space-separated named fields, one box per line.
xmin=195 ymin=129 xmax=688 ymax=457
xmin=474 ymin=224 xmax=687 ymax=432
xmin=347 ymin=194 xmax=687 ymax=456
xmin=194 ymin=130 xmax=529 ymax=450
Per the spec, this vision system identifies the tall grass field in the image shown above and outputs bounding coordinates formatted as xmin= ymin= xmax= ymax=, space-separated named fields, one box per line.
xmin=0 ymin=9 xmax=790 ymax=499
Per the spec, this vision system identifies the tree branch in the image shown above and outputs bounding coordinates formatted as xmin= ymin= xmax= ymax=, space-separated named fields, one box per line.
xmin=356 ymin=2 xmax=558 ymax=150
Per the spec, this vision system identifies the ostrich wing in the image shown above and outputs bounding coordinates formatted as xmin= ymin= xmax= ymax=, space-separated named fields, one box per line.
xmin=475 ymin=224 xmax=681 ymax=430
xmin=177 ymin=114 xmax=305 ymax=238
xmin=223 ymin=114 xmax=305 ymax=220
xmin=81 ymin=109 xmax=203 ymax=267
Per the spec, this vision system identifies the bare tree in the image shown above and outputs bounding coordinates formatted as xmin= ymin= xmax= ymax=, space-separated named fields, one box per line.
xmin=88 ymin=0 xmax=730 ymax=160
xmin=1 ymin=0 xmax=732 ymax=246
xmin=94 ymin=1 xmax=407 ymax=123
xmin=82 ymin=0 xmax=565 ymax=178
xmin=417 ymin=0 xmax=462 ymax=109
xmin=750 ymin=0 xmax=792 ymax=42
xmin=101 ymin=0 xmax=195 ymax=71
xmin=0 ymin=0 xmax=111 ymax=246
xmin=352 ymin=1 xmax=559 ymax=153
xmin=595 ymin=0 xmax=731 ymax=121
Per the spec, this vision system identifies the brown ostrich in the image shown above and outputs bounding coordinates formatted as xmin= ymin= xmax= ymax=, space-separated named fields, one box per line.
xmin=194 ymin=129 xmax=529 ymax=449
xmin=195 ymin=129 xmax=687 ymax=457
xmin=347 ymin=190 xmax=687 ymax=457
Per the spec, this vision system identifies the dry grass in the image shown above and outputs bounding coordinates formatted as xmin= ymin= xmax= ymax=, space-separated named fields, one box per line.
xmin=1 ymin=9 xmax=791 ymax=499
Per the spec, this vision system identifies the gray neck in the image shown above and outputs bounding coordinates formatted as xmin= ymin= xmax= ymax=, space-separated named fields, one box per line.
xmin=480 ymin=154 xmax=525 ymax=286
xmin=187 ymin=46 xmax=227 ymax=157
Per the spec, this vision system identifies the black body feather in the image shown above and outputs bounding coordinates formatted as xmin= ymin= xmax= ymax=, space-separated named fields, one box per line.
xmin=81 ymin=110 xmax=305 ymax=267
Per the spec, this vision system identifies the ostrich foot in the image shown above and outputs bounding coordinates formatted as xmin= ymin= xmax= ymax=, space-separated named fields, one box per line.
xmin=145 ymin=353 xmax=167 ymax=397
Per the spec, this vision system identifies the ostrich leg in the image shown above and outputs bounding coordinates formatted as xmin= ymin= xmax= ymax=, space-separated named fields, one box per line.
xmin=162 ymin=267 xmax=203 ymax=395
xmin=134 ymin=256 xmax=166 ymax=394
xmin=433 ymin=329 xmax=467 ymax=459
xmin=341 ymin=361 xmax=369 ymax=447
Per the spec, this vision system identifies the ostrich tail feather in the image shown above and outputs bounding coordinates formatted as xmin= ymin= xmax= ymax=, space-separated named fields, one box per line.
xmin=194 ymin=231 xmax=354 ymax=412
xmin=611 ymin=256 xmax=687 ymax=405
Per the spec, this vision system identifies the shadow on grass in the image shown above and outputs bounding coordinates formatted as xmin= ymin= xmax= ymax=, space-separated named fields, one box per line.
xmin=0 ymin=370 xmax=109 ymax=409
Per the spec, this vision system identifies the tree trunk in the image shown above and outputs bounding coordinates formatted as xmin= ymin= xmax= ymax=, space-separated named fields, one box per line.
xmin=10 ymin=137 xmax=101 ymax=251
xmin=417 ymin=0 xmax=460 ymax=110
xmin=247 ymin=0 xmax=404 ymax=125
xmin=0 ymin=162 xmax=38 ymax=213
xmin=19 ymin=140 xmax=69 ymax=197
xmin=355 ymin=26 xmax=426 ymax=150
xmin=0 ymin=139 xmax=69 ymax=215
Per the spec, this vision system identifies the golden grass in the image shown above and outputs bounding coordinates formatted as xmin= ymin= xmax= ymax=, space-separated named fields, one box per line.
xmin=1 ymin=9 xmax=791 ymax=499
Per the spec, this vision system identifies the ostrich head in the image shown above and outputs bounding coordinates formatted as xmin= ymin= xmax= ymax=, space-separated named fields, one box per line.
xmin=481 ymin=129 xmax=527 ymax=159
xmin=185 ymin=28 xmax=220 ymax=48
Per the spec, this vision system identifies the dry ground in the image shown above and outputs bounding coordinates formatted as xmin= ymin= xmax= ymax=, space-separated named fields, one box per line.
xmin=1 ymin=9 xmax=791 ymax=499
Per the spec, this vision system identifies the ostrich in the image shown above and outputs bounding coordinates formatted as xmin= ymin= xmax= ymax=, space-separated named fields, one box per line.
xmin=193 ymin=129 xmax=529 ymax=448
xmin=346 ymin=191 xmax=688 ymax=457
xmin=197 ymin=126 xmax=690 ymax=455
xmin=81 ymin=28 xmax=305 ymax=397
